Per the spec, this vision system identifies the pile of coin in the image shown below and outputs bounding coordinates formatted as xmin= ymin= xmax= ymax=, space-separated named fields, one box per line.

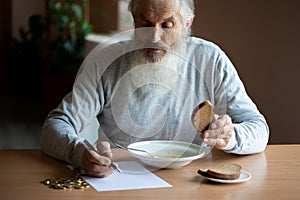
xmin=41 ymin=175 xmax=90 ymax=190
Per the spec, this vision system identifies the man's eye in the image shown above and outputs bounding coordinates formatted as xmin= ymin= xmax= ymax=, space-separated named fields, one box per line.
xmin=163 ymin=21 xmax=174 ymax=28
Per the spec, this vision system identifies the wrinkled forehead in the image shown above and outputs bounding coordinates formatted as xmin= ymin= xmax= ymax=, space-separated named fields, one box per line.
xmin=135 ymin=0 xmax=180 ymax=22
xmin=135 ymin=0 xmax=180 ymax=17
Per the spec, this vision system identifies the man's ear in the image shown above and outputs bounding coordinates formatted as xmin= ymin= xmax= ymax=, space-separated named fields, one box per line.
xmin=186 ymin=17 xmax=194 ymax=29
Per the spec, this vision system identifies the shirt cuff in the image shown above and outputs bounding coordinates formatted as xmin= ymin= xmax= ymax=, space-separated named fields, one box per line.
xmin=73 ymin=143 xmax=86 ymax=169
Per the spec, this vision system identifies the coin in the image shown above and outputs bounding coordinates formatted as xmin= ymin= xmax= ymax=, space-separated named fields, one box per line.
xmin=41 ymin=176 xmax=89 ymax=190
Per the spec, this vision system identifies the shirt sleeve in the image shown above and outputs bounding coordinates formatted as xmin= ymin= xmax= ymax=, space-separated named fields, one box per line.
xmin=40 ymin=56 xmax=102 ymax=168
xmin=213 ymin=51 xmax=269 ymax=154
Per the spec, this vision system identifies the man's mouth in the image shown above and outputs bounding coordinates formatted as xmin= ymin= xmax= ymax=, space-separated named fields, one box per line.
xmin=146 ymin=48 xmax=165 ymax=54
xmin=143 ymin=48 xmax=166 ymax=62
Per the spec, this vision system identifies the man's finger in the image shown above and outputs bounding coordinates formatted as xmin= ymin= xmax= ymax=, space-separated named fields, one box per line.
xmin=87 ymin=150 xmax=111 ymax=166
xmin=85 ymin=163 xmax=114 ymax=178
xmin=203 ymin=137 xmax=218 ymax=146
xmin=96 ymin=141 xmax=113 ymax=159
xmin=203 ymin=129 xmax=222 ymax=139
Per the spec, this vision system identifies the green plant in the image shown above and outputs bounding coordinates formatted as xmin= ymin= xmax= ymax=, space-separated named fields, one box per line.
xmin=45 ymin=0 xmax=93 ymax=75
xmin=11 ymin=0 xmax=93 ymax=77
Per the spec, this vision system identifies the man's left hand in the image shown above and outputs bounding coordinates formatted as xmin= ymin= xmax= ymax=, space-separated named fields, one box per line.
xmin=200 ymin=114 xmax=234 ymax=149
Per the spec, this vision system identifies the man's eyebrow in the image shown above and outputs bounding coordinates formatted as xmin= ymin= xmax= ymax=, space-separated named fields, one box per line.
xmin=138 ymin=14 xmax=176 ymax=22
xmin=165 ymin=16 xmax=176 ymax=21
xmin=138 ymin=13 xmax=147 ymax=21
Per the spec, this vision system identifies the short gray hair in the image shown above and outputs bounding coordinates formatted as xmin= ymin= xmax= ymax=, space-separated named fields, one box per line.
xmin=128 ymin=0 xmax=195 ymax=24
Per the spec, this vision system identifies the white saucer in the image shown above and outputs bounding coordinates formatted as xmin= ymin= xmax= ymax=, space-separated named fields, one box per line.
xmin=200 ymin=170 xmax=252 ymax=183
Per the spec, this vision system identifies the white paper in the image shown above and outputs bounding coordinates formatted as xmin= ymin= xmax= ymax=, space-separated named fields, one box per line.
xmin=82 ymin=161 xmax=172 ymax=192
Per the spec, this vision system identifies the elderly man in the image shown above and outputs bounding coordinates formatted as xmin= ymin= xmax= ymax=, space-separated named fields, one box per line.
xmin=41 ymin=0 xmax=269 ymax=178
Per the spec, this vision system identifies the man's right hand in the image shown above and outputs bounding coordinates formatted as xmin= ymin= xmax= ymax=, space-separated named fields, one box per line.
xmin=82 ymin=141 xmax=114 ymax=178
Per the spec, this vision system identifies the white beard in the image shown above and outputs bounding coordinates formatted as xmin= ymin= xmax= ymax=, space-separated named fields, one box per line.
xmin=128 ymin=51 xmax=180 ymax=96
xmin=128 ymin=37 xmax=187 ymax=97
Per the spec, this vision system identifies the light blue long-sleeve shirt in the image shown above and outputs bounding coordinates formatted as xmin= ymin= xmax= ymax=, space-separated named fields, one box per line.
xmin=41 ymin=36 xmax=269 ymax=167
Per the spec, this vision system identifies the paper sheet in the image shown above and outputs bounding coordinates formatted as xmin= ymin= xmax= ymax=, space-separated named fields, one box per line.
xmin=82 ymin=161 xmax=172 ymax=192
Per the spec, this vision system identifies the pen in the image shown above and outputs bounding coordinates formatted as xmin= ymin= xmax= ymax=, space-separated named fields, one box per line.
xmin=83 ymin=139 xmax=122 ymax=173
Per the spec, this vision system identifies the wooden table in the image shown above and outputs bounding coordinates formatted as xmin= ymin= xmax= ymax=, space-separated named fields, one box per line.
xmin=1 ymin=145 xmax=300 ymax=200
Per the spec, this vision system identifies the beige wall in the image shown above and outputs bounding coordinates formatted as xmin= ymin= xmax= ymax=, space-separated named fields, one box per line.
xmin=89 ymin=0 xmax=118 ymax=33
xmin=192 ymin=0 xmax=300 ymax=144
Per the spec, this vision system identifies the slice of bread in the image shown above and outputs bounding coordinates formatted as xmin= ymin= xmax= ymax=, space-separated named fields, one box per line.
xmin=198 ymin=164 xmax=242 ymax=180
xmin=191 ymin=100 xmax=215 ymax=133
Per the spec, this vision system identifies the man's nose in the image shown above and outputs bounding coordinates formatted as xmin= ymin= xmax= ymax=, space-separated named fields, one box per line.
xmin=150 ymin=27 xmax=162 ymax=43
